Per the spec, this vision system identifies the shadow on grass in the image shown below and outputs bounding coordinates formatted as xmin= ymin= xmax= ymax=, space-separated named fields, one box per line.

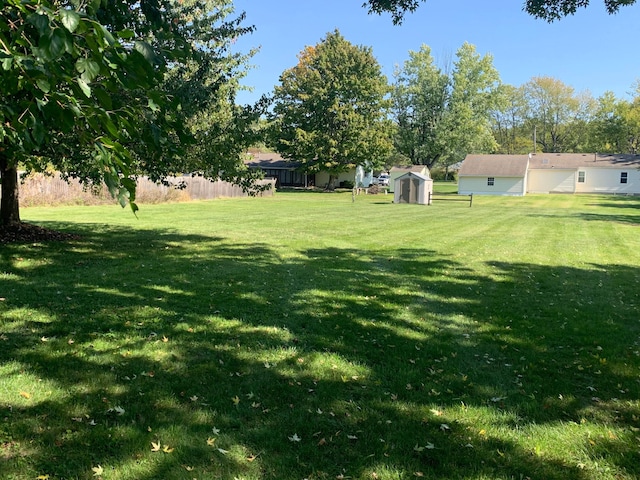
xmin=1 ymin=222 xmax=639 ymax=479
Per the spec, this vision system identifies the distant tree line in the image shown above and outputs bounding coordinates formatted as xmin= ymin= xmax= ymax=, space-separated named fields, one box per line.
xmin=266 ymin=32 xmax=640 ymax=181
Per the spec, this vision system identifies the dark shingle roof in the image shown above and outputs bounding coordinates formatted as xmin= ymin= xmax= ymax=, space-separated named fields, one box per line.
xmin=245 ymin=152 xmax=293 ymax=169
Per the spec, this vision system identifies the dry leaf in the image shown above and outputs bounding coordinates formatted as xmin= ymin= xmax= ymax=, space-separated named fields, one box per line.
xmin=91 ymin=465 xmax=103 ymax=476
xmin=151 ymin=441 xmax=161 ymax=452
xmin=19 ymin=391 xmax=31 ymax=399
xmin=288 ymin=433 xmax=301 ymax=442
xmin=232 ymin=395 xmax=240 ymax=405
xmin=162 ymin=445 xmax=174 ymax=453
xmin=206 ymin=437 xmax=216 ymax=446
xmin=217 ymin=448 xmax=229 ymax=454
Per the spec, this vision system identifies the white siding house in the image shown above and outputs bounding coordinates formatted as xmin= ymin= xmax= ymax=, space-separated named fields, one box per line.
xmin=459 ymin=153 xmax=640 ymax=196
xmin=458 ymin=155 xmax=529 ymax=196
xmin=315 ymin=164 xmax=374 ymax=189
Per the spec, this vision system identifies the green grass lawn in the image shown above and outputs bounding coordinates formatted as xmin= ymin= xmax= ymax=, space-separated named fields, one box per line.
xmin=1 ymin=190 xmax=640 ymax=479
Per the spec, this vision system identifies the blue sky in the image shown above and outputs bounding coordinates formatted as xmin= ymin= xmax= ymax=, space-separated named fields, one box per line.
xmin=230 ymin=0 xmax=640 ymax=106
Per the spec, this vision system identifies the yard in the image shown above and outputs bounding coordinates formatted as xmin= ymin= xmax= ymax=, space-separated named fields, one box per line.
xmin=1 ymin=189 xmax=639 ymax=479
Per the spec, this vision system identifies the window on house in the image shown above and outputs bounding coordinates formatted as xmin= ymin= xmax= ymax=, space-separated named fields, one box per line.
xmin=487 ymin=177 xmax=495 ymax=186
xmin=578 ymin=171 xmax=585 ymax=183
xmin=621 ymin=172 xmax=628 ymax=184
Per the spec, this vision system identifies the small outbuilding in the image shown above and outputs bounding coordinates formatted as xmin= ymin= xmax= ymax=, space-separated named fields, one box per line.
xmin=389 ymin=165 xmax=430 ymax=193
xmin=393 ymin=172 xmax=433 ymax=205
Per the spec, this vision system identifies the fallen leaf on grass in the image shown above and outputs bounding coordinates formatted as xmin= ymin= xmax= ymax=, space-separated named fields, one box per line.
xmin=19 ymin=391 xmax=31 ymax=399
xmin=36 ymin=475 xmax=50 ymax=480
xmin=183 ymin=465 xmax=194 ymax=471
xmin=246 ymin=451 xmax=262 ymax=462
xmin=414 ymin=443 xmax=435 ymax=452
xmin=206 ymin=437 xmax=216 ymax=446
xmin=91 ymin=465 xmax=103 ymax=476
xmin=162 ymin=445 xmax=174 ymax=453
xmin=217 ymin=448 xmax=228 ymax=455
xmin=232 ymin=395 xmax=240 ymax=406
xmin=212 ymin=427 xmax=220 ymax=435
xmin=288 ymin=433 xmax=301 ymax=442
xmin=151 ymin=441 xmax=161 ymax=452
xmin=440 ymin=424 xmax=450 ymax=432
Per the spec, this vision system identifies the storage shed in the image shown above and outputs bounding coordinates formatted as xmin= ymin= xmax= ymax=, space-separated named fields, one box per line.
xmin=389 ymin=165 xmax=430 ymax=193
xmin=393 ymin=172 xmax=433 ymax=205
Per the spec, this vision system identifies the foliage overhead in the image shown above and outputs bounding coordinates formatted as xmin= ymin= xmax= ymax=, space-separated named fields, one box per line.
xmin=0 ymin=0 xmax=259 ymax=227
xmin=269 ymin=30 xmax=392 ymax=188
xmin=524 ymin=0 xmax=636 ymax=21
xmin=364 ymin=0 xmax=636 ymax=23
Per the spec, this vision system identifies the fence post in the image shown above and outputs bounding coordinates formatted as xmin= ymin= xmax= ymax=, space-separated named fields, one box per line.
xmin=469 ymin=193 xmax=473 ymax=207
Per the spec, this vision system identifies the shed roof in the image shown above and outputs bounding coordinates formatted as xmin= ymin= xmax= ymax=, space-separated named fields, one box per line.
xmin=395 ymin=171 xmax=431 ymax=181
xmin=459 ymin=155 xmax=529 ymax=177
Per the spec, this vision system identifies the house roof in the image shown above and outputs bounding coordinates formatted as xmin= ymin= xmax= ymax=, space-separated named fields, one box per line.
xmin=529 ymin=153 xmax=640 ymax=169
xmin=459 ymin=155 xmax=529 ymax=177
xmin=460 ymin=153 xmax=640 ymax=177
xmin=245 ymin=152 xmax=296 ymax=169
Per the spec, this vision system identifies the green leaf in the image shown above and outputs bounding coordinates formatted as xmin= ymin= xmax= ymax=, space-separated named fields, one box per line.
xmin=48 ymin=28 xmax=66 ymax=58
xmin=36 ymin=79 xmax=51 ymax=93
xmin=77 ymin=78 xmax=91 ymax=97
xmin=94 ymin=87 xmax=113 ymax=110
xmin=27 ymin=13 xmax=50 ymax=36
xmin=134 ymin=41 xmax=157 ymax=64
xmin=32 ymin=119 xmax=45 ymax=145
xmin=76 ymin=58 xmax=100 ymax=82
xmin=60 ymin=9 xmax=80 ymax=33
xmin=118 ymin=29 xmax=136 ymax=39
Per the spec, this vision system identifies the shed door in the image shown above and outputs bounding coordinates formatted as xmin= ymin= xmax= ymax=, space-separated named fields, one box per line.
xmin=399 ymin=178 xmax=420 ymax=203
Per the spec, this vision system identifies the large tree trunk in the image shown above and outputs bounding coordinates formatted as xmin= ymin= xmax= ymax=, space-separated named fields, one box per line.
xmin=324 ymin=174 xmax=336 ymax=191
xmin=0 ymin=153 xmax=21 ymax=227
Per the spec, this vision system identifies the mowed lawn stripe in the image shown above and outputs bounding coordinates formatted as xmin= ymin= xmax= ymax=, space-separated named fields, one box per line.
xmin=0 ymin=191 xmax=638 ymax=480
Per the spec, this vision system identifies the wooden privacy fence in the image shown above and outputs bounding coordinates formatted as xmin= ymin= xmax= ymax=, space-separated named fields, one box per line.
xmin=16 ymin=173 xmax=276 ymax=207
xmin=428 ymin=192 xmax=473 ymax=207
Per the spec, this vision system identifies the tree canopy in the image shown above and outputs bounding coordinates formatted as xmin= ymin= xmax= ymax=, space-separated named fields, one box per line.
xmin=0 ymin=0 xmax=258 ymax=228
xmin=269 ymin=30 xmax=392 ymax=189
xmin=364 ymin=0 xmax=636 ymax=22
xmin=392 ymin=43 xmax=502 ymax=170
